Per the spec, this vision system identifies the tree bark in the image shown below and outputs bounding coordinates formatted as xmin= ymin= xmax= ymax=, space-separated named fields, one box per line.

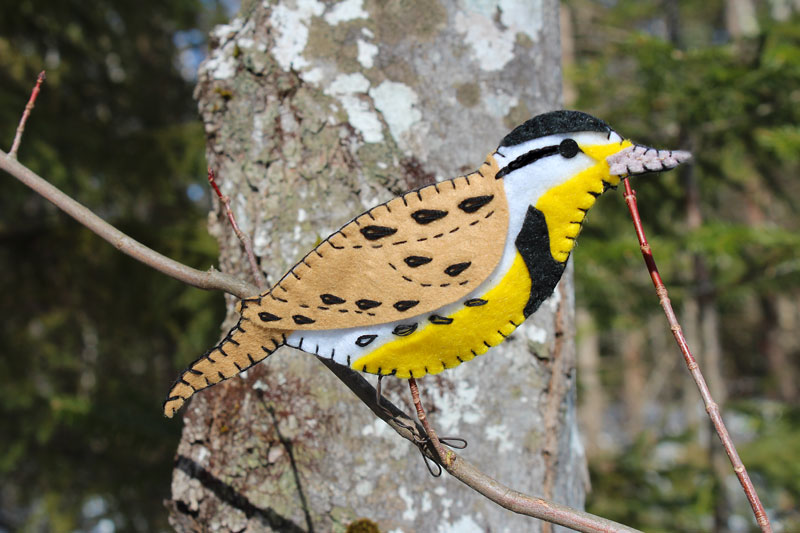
xmin=167 ymin=1 xmax=581 ymax=531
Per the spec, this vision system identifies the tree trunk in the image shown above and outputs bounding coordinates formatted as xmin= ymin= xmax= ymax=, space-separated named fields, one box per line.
xmin=167 ymin=1 xmax=580 ymax=531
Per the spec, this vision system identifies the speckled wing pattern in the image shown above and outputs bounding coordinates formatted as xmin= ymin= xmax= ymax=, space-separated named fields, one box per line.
xmin=239 ymin=154 xmax=507 ymax=330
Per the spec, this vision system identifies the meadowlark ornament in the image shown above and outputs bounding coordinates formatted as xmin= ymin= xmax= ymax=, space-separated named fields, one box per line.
xmin=164 ymin=110 xmax=690 ymax=461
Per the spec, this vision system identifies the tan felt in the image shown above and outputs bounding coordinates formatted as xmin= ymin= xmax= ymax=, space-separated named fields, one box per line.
xmin=239 ymin=154 xmax=507 ymax=330
xmin=163 ymin=320 xmax=290 ymax=417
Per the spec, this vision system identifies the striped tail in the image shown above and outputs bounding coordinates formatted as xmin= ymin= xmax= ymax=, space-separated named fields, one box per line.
xmin=163 ymin=319 xmax=288 ymax=418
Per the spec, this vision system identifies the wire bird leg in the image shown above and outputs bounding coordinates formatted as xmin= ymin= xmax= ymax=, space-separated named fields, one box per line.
xmin=408 ymin=377 xmax=456 ymax=471
xmin=375 ymin=375 xmax=466 ymax=476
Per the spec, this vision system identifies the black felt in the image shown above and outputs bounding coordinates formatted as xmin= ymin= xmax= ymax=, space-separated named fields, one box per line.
xmin=292 ymin=314 xmax=315 ymax=325
xmin=320 ymin=293 xmax=346 ymax=305
xmin=410 ymin=209 xmax=448 ymax=224
xmin=500 ymin=110 xmax=611 ymax=147
xmin=361 ymin=225 xmax=397 ymax=240
xmin=496 ymin=145 xmax=559 ymax=179
xmin=355 ymin=299 xmax=381 ymax=310
xmin=393 ymin=324 xmax=418 ymax=336
xmin=258 ymin=312 xmax=281 ymax=322
xmin=393 ymin=300 xmax=420 ymax=312
xmin=559 ymin=138 xmax=580 ymax=158
xmin=444 ymin=262 xmax=471 ymax=277
xmin=404 ymin=256 xmax=433 ymax=267
xmin=458 ymin=195 xmax=494 ymax=213
xmin=514 ymin=206 xmax=567 ymax=318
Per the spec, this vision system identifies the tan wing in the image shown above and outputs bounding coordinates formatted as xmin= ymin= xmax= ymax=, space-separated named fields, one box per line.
xmin=240 ymin=154 xmax=507 ymax=330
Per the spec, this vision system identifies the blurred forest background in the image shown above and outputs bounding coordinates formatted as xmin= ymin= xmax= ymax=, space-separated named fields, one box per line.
xmin=0 ymin=0 xmax=798 ymax=532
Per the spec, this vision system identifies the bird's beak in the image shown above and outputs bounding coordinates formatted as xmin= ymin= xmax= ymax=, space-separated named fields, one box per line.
xmin=606 ymin=144 xmax=692 ymax=177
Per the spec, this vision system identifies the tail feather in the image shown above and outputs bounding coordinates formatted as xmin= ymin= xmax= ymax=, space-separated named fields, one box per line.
xmin=163 ymin=319 xmax=288 ymax=417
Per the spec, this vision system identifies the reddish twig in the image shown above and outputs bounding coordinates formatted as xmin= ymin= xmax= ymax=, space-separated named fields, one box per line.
xmin=408 ymin=376 xmax=453 ymax=467
xmin=207 ymin=168 xmax=266 ymax=290
xmin=9 ymin=71 xmax=46 ymax=159
xmin=621 ymin=178 xmax=772 ymax=533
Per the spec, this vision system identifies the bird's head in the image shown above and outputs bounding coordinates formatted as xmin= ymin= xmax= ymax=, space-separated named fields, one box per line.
xmin=492 ymin=110 xmax=691 ymax=264
xmin=493 ymin=110 xmax=691 ymax=205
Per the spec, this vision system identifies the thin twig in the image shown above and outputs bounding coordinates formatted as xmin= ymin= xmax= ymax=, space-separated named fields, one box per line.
xmin=408 ymin=376 xmax=453 ymax=467
xmin=9 ymin=71 xmax=46 ymax=159
xmin=621 ymin=178 xmax=772 ymax=533
xmin=0 ymin=150 xmax=258 ymax=299
xmin=207 ymin=168 xmax=266 ymax=290
xmin=318 ymin=359 xmax=641 ymax=533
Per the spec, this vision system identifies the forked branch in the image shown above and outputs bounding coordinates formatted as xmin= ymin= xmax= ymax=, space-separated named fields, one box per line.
xmin=0 ymin=150 xmax=258 ymax=298
xmin=621 ymin=178 xmax=772 ymax=533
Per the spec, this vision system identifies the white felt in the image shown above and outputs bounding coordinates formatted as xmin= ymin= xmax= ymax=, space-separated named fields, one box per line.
xmin=287 ymin=130 xmax=629 ymax=368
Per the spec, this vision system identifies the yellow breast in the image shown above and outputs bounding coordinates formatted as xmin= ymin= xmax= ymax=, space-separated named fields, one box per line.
xmin=535 ymin=140 xmax=632 ymax=262
xmin=351 ymin=252 xmax=531 ymax=378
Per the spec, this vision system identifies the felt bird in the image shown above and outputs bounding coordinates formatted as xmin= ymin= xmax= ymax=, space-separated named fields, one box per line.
xmin=163 ymin=111 xmax=690 ymax=432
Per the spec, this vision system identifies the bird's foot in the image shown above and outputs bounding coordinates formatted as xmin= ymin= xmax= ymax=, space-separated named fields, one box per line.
xmin=375 ymin=376 xmax=466 ymax=476
xmin=408 ymin=376 xmax=461 ymax=471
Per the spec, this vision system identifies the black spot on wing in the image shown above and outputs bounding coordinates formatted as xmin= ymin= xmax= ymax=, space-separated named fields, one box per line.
xmin=361 ymin=225 xmax=397 ymax=240
xmin=411 ymin=209 xmax=448 ymax=224
xmin=292 ymin=314 xmax=315 ymax=325
xmin=356 ymin=299 xmax=382 ymax=310
xmin=258 ymin=312 xmax=281 ymax=322
xmin=404 ymin=256 xmax=432 ymax=268
xmin=444 ymin=262 xmax=471 ymax=277
xmin=458 ymin=195 xmax=494 ymax=213
xmin=320 ymin=293 xmax=346 ymax=305
xmin=393 ymin=300 xmax=419 ymax=312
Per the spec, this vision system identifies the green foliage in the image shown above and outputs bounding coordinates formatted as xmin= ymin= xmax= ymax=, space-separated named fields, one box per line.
xmin=568 ymin=0 xmax=800 ymax=528
xmin=0 ymin=0 xmax=229 ymax=530
xmin=587 ymin=433 xmax=717 ymax=532
xmin=588 ymin=404 xmax=800 ymax=531
xmin=569 ymin=0 xmax=800 ymax=365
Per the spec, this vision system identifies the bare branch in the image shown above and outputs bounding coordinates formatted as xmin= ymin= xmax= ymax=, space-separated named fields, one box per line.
xmin=0 ymin=150 xmax=258 ymax=299
xmin=208 ymin=168 xmax=266 ymax=290
xmin=317 ymin=359 xmax=641 ymax=533
xmin=621 ymin=178 xmax=772 ymax=533
xmin=9 ymin=71 xmax=46 ymax=159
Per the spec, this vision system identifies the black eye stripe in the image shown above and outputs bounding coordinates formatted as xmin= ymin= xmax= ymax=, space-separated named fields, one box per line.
xmin=496 ymin=139 xmax=583 ymax=179
xmin=495 ymin=144 xmax=559 ymax=179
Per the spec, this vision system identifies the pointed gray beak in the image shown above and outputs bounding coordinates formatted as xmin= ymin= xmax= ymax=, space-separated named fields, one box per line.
xmin=606 ymin=144 xmax=692 ymax=176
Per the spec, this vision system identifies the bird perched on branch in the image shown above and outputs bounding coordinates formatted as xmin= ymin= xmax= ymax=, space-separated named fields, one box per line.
xmin=163 ymin=110 xmax=689 ymax=463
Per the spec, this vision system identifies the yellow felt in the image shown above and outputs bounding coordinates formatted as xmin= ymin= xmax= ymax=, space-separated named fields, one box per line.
xmin=351 ymin=252 xmax=531 ymax=378
xmin=240 ymin=154 xmax=510 ymax=330
xmin=535 ymin=140 xmax=633 ymax=263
